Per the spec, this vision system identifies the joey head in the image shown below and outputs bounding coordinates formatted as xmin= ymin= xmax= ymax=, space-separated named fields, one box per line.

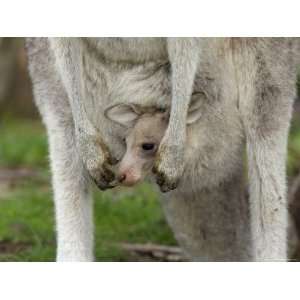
xmin=105 ymin=99 xmax=202 ymax=189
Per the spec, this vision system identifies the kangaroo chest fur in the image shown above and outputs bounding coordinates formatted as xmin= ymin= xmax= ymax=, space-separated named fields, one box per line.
xmin=82 ymin=38 xmax=168 ymax=63
xmin=80 ymin=38 xmax=217 ymax=129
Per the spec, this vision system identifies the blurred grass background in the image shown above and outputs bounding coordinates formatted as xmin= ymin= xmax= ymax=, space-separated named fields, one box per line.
xmin=0 ymin=116 xmax=176 ymax=261
xmin=0 ymin=38 xmax=300 ymax=261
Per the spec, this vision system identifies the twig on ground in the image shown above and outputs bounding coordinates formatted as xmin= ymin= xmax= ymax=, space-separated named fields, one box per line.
xmin=0 ymin=167 xmax=39 ymax=182
xmin=120 ymin=242 xmax=187 ymax=262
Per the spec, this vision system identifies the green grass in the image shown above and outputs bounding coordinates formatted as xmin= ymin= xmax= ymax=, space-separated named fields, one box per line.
xmin=0 ymin=117 xmax=176 ymax=261
xmin=0 ymin=117 xmax=48 ymax=168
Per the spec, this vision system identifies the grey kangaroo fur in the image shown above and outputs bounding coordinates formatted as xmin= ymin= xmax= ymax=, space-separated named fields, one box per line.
xmin=26 ymin=38 xmax=300 ymax=261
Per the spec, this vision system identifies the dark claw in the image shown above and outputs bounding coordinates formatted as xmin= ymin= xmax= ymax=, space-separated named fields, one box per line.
xmin=101 ymin=163 xmax=115 ymax=182
xmin=92 ymin=177 xmax=109 ymax=191
xmin=169 ymin=180 xmax=179 ymax=191
xmin=92 ymin=178 xmax=117 ymax=191
xmin=108 ymin=156 xmax=119 ymax=166
xmin=159 ymin=181 xmax=179 ymax=193
xmin=160 ymin=186 xmax=169 ymax=193
xmin=155 ymin=173 xmax=165 ymax=187
xmin=152 ymin=165 xmax=159 ymax=175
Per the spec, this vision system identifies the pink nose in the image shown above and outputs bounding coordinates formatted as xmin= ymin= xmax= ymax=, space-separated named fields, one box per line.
xmin=117 ymin=171 xmax=140 ymax=186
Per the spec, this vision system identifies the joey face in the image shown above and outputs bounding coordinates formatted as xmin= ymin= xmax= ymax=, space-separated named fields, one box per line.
xmin=117 ymin=112 xmax=168 ymax=186
xmin=104 ymin=98 xmax=203 ymax=188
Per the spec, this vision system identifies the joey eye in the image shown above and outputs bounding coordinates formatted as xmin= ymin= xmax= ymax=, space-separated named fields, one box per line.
xmin=141 ymin=143 xmax=155 ymax=151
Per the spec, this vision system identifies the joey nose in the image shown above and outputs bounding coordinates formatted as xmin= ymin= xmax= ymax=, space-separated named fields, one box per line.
xmin=118 ymin=174 xmax=126 ymax=183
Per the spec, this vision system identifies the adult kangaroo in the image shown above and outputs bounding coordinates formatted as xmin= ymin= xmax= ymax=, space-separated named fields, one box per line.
xmin=27 ymin=38 xmax=299 ymax=261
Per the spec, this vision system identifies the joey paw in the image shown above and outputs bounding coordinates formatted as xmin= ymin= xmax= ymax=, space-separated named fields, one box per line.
xmin=87 ymin=160 xmax=117 ymax=190
xmin=152 ymin=166 xmax=180 ymax=193
xmin=78 ymin=131 xmax=118 ymax=191
xmin=152 ymin=143 xmax=185 ymax=193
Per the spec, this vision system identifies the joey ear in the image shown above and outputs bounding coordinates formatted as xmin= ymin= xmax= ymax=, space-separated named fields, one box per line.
xmin=186 ymin=93 xmax=203 ymax=125
xmin=104 ymin=104 xmax=142 ymax=127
